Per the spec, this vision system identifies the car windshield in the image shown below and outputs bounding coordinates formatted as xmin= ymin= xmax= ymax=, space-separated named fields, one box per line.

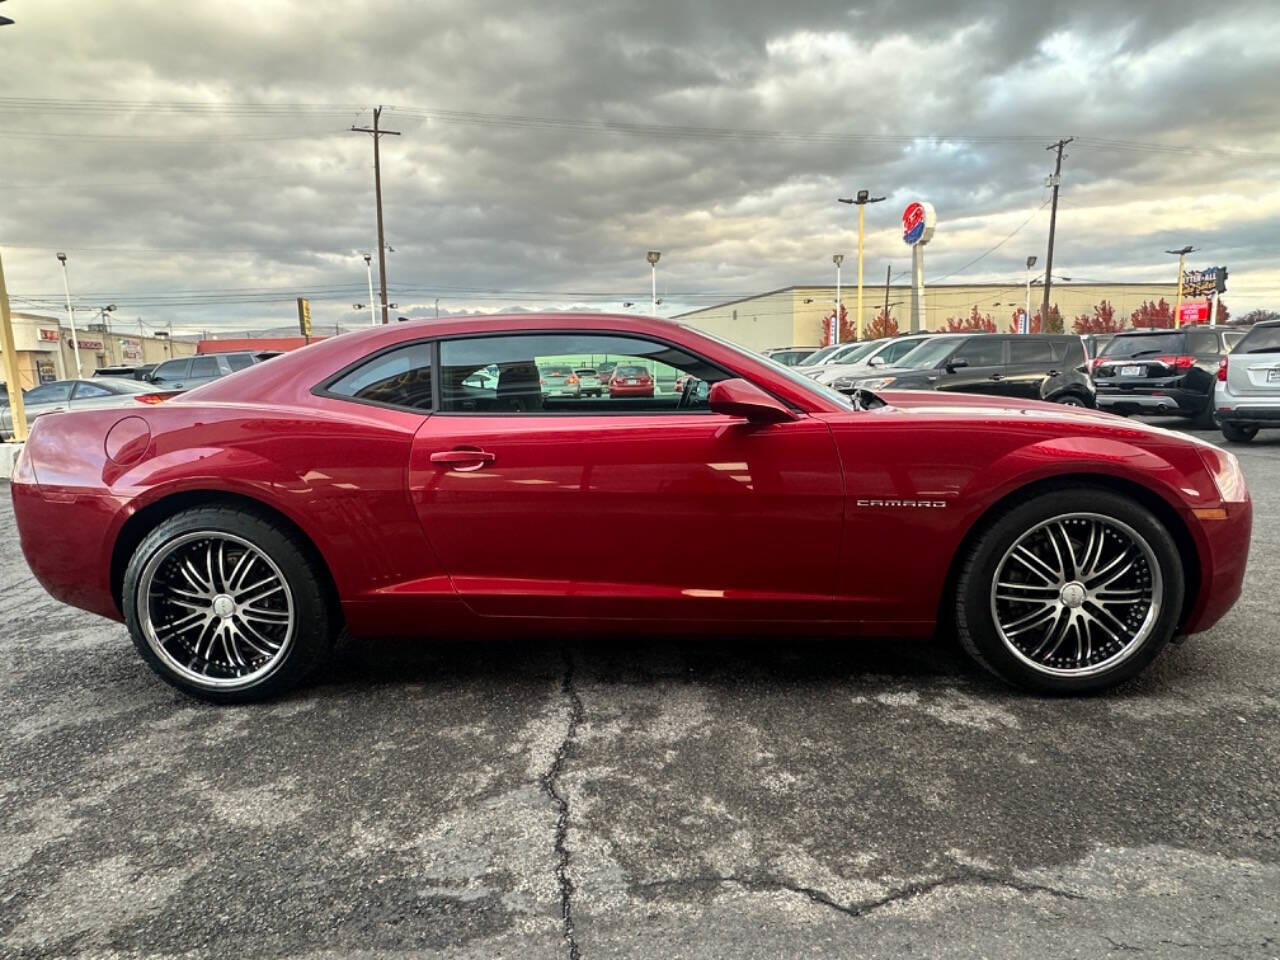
xmin=1236 ymin=325 xmax=1280 ymax=353
xmin=683 ymin=325 xmax=853 ymax=409
xmin=615 ymin=365 xmax=649 ymax=377
xmin=829 ymin=341 xmax=880 ymax=365
xmin=1100 ymin=332 xmax=1186 ymax=358
xmin=98 ymin=379 xmax=153 ymax=394
xmin=801 ymin=344 xmax=843 ymax=365
xmin=575 ymin=369 xmax=597 ymax=376
xmin=896 ymin=337 xmax=961 ymax=369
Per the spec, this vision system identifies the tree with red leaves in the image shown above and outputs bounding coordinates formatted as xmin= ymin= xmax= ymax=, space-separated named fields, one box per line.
xmin=1131 ymin=298 xmax=1173 ymax=329
xmin=1072 ymin=300 xmax=1125 ymax=335
xmin=820 ymin=303 xmax=855 ymax=346
xmin=945 ymin=305 xmax=997 ymax=333
xmin=864 ymin=307 xmax=900 ymax=340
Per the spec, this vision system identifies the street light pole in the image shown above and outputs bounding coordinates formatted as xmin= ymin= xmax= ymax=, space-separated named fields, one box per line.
xmin=55 ymin=253 xmax=82 ymax=376
xmin=1166 ymin=246 xmax=1195 ymax=328
xmin=647 ymin=251 xmax=661 ymax=315
xmin=838 ymin=191 xmax=886 ymax=340
xmin=363 ymin=254 xmax=377 ymax=327
xmin=1023 ymin=255 xmax=1038 ymax=333
xmin=832 ymin=254 xmax=844 ymax=345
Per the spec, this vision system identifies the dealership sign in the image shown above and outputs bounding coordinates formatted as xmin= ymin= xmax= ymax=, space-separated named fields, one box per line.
xmin=77 ymin=338 xmax=105 ymax=351
xmin=1179 ymin=300 xmax=1210 ymax=324
xmin=1182 ymin=266 xmax=1228 ymax=299
xmin=39 ymin=328 xmax=60 ymax=342
xmin=902 ymin=201 xmax=936 ymax=246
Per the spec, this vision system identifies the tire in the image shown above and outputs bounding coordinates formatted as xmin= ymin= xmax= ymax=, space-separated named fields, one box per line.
xmin=123 ymin=505 xmax=337 ymax=704
xmin=1221 ymin=423 xmax=1258 ymax=443
xmin=954 ymin=488 xmax=1184 ymax=694
xmin=1190 ymin=402 xmax=1218 ymax=430
xmin=1054 ymin=393 xmax=1087 ymax=407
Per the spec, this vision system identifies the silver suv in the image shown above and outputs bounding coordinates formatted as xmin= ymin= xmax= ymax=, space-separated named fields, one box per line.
xmin=145 ymin=351 xmax=279 ymax=392
xmin=1216 ymin=320 xmax=1280 ymax=442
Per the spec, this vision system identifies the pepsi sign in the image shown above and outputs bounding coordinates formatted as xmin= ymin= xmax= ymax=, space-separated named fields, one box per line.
xmin=902 ymin=201 xmax=936 ymax=246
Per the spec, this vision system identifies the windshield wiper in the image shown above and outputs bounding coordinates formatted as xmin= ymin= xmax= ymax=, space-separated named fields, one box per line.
xmin=1114 ymin=348 xmax=1170 ymax=359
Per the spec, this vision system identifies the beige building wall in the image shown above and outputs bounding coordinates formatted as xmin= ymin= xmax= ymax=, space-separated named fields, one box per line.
xmin=680 ymin=282 xmax=1182 ymax=346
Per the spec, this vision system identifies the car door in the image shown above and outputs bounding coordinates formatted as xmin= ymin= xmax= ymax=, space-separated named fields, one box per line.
xmin=185 ymin=355 xmax=223 ymax=389
xmin=408 ymin=330 xmax=845 ymax=621
xmin=1002 ymin=337 xmax=1057 ymax=400
xmin=1184 ymin=329 xmax=1220 ymax=398
xmin=149 ymin=358 xmax=191 ymax=390
xmin=933 ymin=336 xmax=1007 ymax=395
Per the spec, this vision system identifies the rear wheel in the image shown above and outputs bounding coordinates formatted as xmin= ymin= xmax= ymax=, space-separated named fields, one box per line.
xmin=123 ymin=506 xmax=337 ymax=703
xmin=1054 ymin=393 xmax=1087 ymax=407
xmin=955 ymin=488 xmax=1183 ymax=693
xmin=1221 ymin=423 xmax=1258 ymax=443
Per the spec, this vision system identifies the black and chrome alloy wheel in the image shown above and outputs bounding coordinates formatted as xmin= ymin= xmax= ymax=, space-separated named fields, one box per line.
xmin=989 ymin=513 xmax=1160 ymax=677
xmin=137 ymin=531 xmax=296 ymax=690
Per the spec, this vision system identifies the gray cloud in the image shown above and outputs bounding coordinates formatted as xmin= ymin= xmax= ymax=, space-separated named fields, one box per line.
xmin=2 ymin=0 xmax=1277 ymax=335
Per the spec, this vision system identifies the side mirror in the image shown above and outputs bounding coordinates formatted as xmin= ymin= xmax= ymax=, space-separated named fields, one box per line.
xmin=868 ymin=355 xmax=885 ymax=367
xmin=945 ymin=357 xmax=969 ymax=372
xmin=708 ymin=378 xmax=796 ymax=424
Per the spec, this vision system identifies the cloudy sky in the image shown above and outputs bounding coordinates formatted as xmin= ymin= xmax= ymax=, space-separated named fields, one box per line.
xmin=2 ymin=0 xmax=1278 ymax=336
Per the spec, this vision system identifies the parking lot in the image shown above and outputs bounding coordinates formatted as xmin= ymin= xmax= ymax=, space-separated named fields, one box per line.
xmin=1 ymin=418 xmax=1277 ymax=960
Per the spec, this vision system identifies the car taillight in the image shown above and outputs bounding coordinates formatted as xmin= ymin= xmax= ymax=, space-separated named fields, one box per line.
xmin=133 ymin=393 xmax=171 ymax=404
xmin=1217 ymin=357 xmax=1228 ymax=382
xmin=1089 ymin=357 xmax=1106 ymax=373
xmin=566 ymin=374 xmax=579 ymax=384
xmin=1154 ymin=355 xmax=1196 ymax=370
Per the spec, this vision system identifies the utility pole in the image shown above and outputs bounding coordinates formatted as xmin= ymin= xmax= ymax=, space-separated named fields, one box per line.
xmin=832 ymin=254 xmax=844 ymax=345
xmin=56 ymin=253 xmax=82 ymax=376
xmin=351 ymin=107 xmax=401 ymax=324
xmin=1041 ymin=138 xmax=1073 ymax=331
xmin=838 ymin=191 xmax=885 ymax=340
xmin=883 ymin=264 xmax=891 ymax=324
xmin=0 ymin=249 xmax=31 ymax=443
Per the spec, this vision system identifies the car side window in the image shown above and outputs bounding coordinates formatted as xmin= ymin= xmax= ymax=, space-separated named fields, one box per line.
xmin=25 ymin=382 xmax=73 ymax=404
xmin=189 ymin=356 xmax=220 ymax=379
xmin=1009 ymin=339 xmax=1054 ymax=364
xmin=882 ymin=339 xmax=921 ymax=364
xmin=1223 ymin=332 xmax=1245 ymax=353
xmin=151 ymin=359 xmax=190 ymax=383
xmin=952 ymin=337 xmax=1004 ymax=367
xmin=1186 ymin=331 xmax=1217 ymax=355
xmin=73 ymin=381 xmax=114 ymax=399
xmin=438 ymin=332 xmax=728 ymax=414
xmin=226 ymin=353 xmax=254 ymax=372
xmin=327 ymin=341 xmax=433 ymax=410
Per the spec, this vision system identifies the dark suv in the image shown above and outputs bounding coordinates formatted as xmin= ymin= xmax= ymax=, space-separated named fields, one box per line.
xmin=848 ymin=333 xmax=1094 ymax=406
xmin=144 ymin=350 xmax=279 ymax=392
xmin=1092 ymin=327 xmax=1245 ymax=426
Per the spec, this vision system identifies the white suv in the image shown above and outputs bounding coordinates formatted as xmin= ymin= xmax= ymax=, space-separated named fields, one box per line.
xmin=1216 ymin=320 xmax=1280 ymax=443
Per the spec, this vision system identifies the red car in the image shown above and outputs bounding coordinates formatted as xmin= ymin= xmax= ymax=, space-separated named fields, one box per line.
xmin=608 ymin=363 xmax=654 ymax=397
xmin=10 ymin=313 xmax=1251 ymax=703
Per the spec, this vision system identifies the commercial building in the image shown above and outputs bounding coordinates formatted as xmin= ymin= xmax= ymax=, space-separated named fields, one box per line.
xmin=1 ymin=312 xmax=195 ymax=388
xmin=675 ymin=282 xmax=1180 ymax=351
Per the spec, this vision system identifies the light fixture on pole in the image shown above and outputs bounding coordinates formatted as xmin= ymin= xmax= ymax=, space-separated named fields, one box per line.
xmin=1166 ymin=245 xmax=1195 ymax=328
xmin=362 ymin=254 xmax=377 ymax=327
xmin=838 ymin=191 xmax=886 ymax=340
xmin=1023 ymin=255 xmax=1038 ymax=333
xmin=55 ymin=253 xmax=83 ymax=376
xmin=646 ymin=251 xmax=661 ymax=315
xmin=832 ymin=254 xmax=845 ymax=345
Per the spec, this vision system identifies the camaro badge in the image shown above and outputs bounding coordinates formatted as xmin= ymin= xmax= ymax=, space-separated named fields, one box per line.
xmin=855 ymin=498 xmax=948 ymax=508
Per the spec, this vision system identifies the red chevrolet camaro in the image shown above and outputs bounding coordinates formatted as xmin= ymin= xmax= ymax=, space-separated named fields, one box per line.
xmin=11 ymin=314 xmax=1251 ymax=703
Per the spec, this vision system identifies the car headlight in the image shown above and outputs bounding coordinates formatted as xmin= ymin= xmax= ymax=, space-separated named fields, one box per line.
xmin=845 ymin=376 xmax=895 ymax=391
xmin=1197 ymin=446 xmax=1248 ymax=502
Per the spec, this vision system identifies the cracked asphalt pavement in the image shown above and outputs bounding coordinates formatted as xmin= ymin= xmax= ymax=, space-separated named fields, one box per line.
xmin=2 ymin=420 xmax=1278 ymax=959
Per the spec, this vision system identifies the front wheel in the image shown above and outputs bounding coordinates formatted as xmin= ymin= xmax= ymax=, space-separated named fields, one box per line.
xmin=1221 ymin=423 xmax=1258 ymax=443
xmin=123 ymin=505 xmax=337 ymax=703
xmin=955 ymin=488 xmax=1184 ymax=693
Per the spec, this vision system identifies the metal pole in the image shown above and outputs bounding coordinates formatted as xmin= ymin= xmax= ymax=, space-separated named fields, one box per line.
xmin=1025 ymin=276 xmax=1033 ymax=332
xmin=1174 ymin=252 xmax=1186 ymax=328
xmin=883 ymin=264 xmax=891 ymax=325
xmin=364 ymin=256 xmax=377 ymax=326
xmin=0 ymin=250 xmax=31 ymax=442
xmin=856 ymin=205 xmax=865 ymax=341
xmin=57 ymin=255 xmax=82 ymax=376
xmin=435 ymin=297 xmax=439 ymax=320
xmin=1041 ymin=138 xmax=1073 ymax=329
xmin=834 ymin=259 xmax=842 ymax=345
xmin=651 ymin=262 xmax=657 ymax=315
xmin=1208 ymin=287 xmax=1219 ymax=328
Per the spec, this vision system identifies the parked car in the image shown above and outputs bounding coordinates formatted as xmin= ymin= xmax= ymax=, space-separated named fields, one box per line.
xmin=575 ymin=367 xmax=604 ymax=397
xmin=145 ymin=351 xmax=279 ymax=392
xmin=94 ymin=363 xmax=158 ymax=381
xmin=539 ymin=363 xmax=581 ymax=398
xmin=1 ymin=377 xmax=156 ymax=438
xmin=792 ymin=340 xmax=876 ymax=376
xmin=1079 ymin=334 xmax=1116 ymax=362
xmin=809 ymin=334 xmax=937 ymax=387
xmin=1092 ymin=327 xmax=1246 ymax=426
xmin=848 ymin=334 xmax=1094 ymax=406
xmin=607 ymin=363 xmax=655 ymax=397
xmin=763 ymin=346 xmax=821 ymax=366
xmin=11 ymin=313 xmax=1250 ymax=703
xmin=1215 ymin=319 xmax=1280 ymax=442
